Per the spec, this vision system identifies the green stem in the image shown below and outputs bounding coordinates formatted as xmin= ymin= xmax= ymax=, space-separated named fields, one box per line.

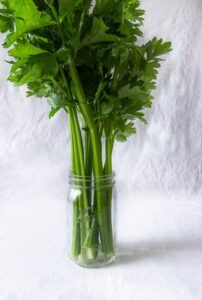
xmin=69 ymin=58 xmax=112 ymax=256
xmin=111 ymin=65 xmax=119 ymax=92
xmin=69 ymin=114 xmax=80 ymax=259
xmin=44 ymin=3 xmax=107 ymax=260
xmin=105 ymin=137 xmax=113 ymax=174
xmin=85 ymin=130 xmax=93 ymax=177
xmin=48 ymin=1 xmax=66 ymax=43
xmin=105 ymin=135 xmax=114 ymax=253
xmin=67 ymin=107 xmax=92 ymax=261
xmin=84 ymin=129 xmax=93 ymax=209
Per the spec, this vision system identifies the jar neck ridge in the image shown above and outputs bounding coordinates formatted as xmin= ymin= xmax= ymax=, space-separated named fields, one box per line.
xmin=69 ymin=172 xmax=116 ymax=189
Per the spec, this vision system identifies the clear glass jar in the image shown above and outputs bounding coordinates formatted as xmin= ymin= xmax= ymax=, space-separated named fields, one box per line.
xmin=67 ymin=172 xmax=117 ymax=268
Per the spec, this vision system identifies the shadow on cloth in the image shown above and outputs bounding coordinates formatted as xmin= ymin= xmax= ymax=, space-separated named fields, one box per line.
xmin=113 ymin=238 xmax=202 ymax=266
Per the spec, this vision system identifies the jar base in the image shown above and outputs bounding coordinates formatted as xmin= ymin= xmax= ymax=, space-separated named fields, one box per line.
xmin=69 ymin=254 xmax=116 ymax=268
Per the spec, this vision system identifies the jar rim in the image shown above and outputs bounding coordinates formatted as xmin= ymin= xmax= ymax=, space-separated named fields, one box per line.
xmin=69 ymin=171 xmax=116 ymax=181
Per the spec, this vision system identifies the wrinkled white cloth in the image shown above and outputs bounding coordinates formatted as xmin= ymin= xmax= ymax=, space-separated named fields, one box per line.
xmin=0 ymin=0 xmax=202 ymax=299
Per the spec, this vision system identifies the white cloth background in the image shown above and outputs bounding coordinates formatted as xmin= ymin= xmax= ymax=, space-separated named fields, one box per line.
xmin=0 ymin=0 xmax=202 ymax=299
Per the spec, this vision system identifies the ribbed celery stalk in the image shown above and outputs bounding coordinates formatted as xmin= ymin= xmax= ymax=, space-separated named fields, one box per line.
xmin=105 ymin=135 xmax=114 ymax=252
xmin=69 ymin=113 xmax=80 ymax=259
xmin=68 ymin=107 xmax=92 ymax=261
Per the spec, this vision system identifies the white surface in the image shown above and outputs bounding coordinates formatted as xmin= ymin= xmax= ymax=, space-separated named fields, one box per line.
xmin=1 ymin=194 xmax=202 ymax=300
xmin=0 ymin=0 xmax=202 ymax=299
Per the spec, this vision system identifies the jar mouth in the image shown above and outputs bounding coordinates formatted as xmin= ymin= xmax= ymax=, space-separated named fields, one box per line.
xmin=69 ymin=171 xmax=115 ymax=180
xmin=68 ymin=171 xmax=116 ymax=188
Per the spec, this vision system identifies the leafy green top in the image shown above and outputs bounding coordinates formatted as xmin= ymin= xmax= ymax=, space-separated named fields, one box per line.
xmin=0 ymin=0 xmax=171 ymax=142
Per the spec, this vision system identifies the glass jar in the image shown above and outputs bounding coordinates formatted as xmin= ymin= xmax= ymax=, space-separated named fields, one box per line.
xmin=67 ymin=172 xmax=117 ymax=268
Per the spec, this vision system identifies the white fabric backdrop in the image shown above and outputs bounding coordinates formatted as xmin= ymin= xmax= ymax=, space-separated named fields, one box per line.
xmin=0 ymin=0 xmax=202 ymax=299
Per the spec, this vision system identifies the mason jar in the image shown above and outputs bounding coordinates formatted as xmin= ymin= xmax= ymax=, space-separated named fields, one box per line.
xmin=67 ymin=172 xmax=117 ymax=268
